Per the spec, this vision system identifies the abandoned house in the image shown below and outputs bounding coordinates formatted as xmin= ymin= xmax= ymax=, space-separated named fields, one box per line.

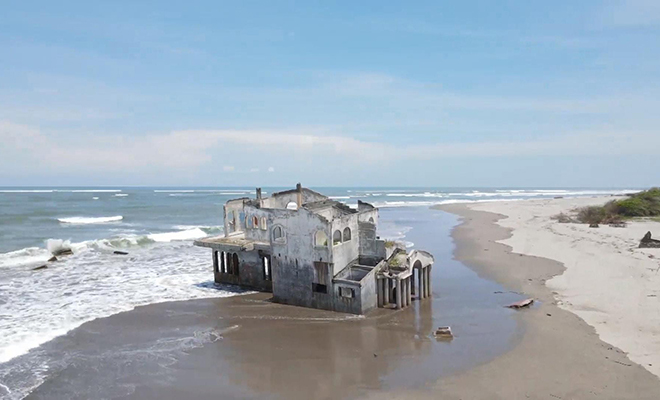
xmin=194 ymin=184 xmax=435 ymax=314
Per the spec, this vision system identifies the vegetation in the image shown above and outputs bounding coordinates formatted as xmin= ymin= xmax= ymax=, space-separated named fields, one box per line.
xmin=384 ymin=240 xmax=396 ymax=249
xmin=574 ymin=188 xmax=660 ymax=224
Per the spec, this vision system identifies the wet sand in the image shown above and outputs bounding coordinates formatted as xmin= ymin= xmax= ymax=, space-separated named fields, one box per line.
xmin=426 ymin=204 xmax=660 ymax=399
xmin=6 ymin=208 xmax=524 ymax=399
xmin=14 ymin=204 xmax=659 ymax=399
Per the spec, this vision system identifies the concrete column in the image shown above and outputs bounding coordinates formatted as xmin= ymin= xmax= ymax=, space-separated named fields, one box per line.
xmin=384 ymin=278 xmax=390 ymax=306
xmin=396 ymin=278 xmax=402 ymax=309
xmin=377 ymin=278 xmax=384 ymax=308
xmin=427 ymin=265 xmax=432 ymax=298
xmin=407 ymin=277 xmax=412 ymax=306
xmin=401 ymin=278 xmax=407 ymax=308
xmin=424 ymin=267 xmax=429 ymax=298
xmin=417 ymin=268 xmax=424 ymax=300
xmin=410 ymin=271 xmax=415 ymax=296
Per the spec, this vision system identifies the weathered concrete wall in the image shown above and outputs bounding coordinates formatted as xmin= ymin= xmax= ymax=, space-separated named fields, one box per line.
xmin=330 ymin=214 xmax=360 ymax=276
xmin=270 ymin=208 xmax=335 ymax=310
xmin=332 ymin=280 xmax=362 ymax=314
xmin=358 ymin=267 xmax=378 ymax=313
xmin=224 ymin=199 xmax=248 ymax=235
xmin=242 ymin=205 xmax=272 ymax=243
xmin=261 ymin=189 xmax=326 ymax=209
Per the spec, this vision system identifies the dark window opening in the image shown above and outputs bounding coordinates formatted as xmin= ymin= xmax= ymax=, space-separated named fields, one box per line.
xmin=339 ymin=287 xmax=354 ymax=298
xmin=232 ymin=253 xmax=240 ymax=276
xmin=312 ymin=283 xmax=328 ymax=294
xmin=213 ymin=251 xmax=219 ymax=274
xmin=262 ymin=256 xmax=272 ymax=281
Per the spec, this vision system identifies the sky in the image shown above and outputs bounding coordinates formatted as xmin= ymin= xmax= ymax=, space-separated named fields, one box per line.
xmin=1 ymin=0 xmax=659 ymax=187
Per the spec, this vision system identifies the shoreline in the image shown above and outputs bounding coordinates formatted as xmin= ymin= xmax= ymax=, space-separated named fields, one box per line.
xmin=431 ymin=201 xmax=660 ymax=399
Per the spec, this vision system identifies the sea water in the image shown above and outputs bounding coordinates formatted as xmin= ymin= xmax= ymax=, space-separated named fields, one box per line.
xmin=0 ymin=187 xmax=637 ymax=375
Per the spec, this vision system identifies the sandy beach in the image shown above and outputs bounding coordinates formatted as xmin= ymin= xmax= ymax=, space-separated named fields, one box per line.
xmin=432 ymin=197 xmax=660 ymax=399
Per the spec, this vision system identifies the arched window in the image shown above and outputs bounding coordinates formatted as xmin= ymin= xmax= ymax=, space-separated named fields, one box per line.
xmin=260 ymin=217 xmax=267 ymax=230
xmin=368 ymin=217 xmax=374 ymax=223
xmin=315 ymin=230 xmax=328 ymax=247
xmin=286 ymin=201 xmax=298 ymax=210
xmin=252 ymin=216 xmax=259 ymax=229
xmin=343 ymin=227 xmax=351 ymax=242
xmin=333 ymin=230 xmax=342 ymax=245
xmin=273 ymin=226 xmax=284 ymax=241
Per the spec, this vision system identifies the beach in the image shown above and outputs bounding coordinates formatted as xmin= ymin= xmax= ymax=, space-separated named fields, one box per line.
xmin=3 ymin=194 xmax=660 ymax=399
xmin=432 ymin=197 xmax=660 ymax=399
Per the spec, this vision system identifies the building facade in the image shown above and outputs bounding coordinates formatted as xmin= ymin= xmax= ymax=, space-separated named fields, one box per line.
xmin=194 ymin=184 xmax=434 ymax=314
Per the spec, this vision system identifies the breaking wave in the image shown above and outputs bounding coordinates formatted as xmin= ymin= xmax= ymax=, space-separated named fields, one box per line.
xmin=57 ymin=216 xmax=123 ymax=224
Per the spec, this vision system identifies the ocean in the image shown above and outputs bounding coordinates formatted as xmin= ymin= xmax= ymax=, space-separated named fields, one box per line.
xmin=0 ymin=186 xmax=638 ymax=377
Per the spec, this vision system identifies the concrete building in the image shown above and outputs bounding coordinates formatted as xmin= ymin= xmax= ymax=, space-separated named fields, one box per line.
xmin=194 ymin=184 xmax=434 ymax=314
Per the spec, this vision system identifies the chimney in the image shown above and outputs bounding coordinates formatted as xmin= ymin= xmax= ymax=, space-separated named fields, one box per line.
xmin=296 ymin=183 xmax=302 ymax=207
xmin=256 ymin=187 xmax=262 ymax=200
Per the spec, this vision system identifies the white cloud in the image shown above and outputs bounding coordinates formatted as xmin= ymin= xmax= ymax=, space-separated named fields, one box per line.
xmin=249 ymin=168 xmax=260 ymax=173
xmin=2 ymin=121 xmax=659 ymax=183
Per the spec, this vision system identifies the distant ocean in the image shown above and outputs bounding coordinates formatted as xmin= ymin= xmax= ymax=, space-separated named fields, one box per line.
xmin=0 ymin=187 xmax=638 ymax=367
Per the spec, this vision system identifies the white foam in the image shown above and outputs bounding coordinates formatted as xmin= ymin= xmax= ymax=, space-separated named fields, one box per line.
xmin=114 ymin=194 xmax=128 ymax=197
xmin=0 ymin=241 xmax=245 ymax=365
xmin=0 ymin=247 xmax=51 ymax=268
xmin=58 ymin=216 xmax=123 ymax=224
xmin=92 ymin=197 xmax=99 ymax=200
xmin=0 ymin=190 xmax=54 ymax=193
xmin=148 ymin=228 xmax=208 ymax=242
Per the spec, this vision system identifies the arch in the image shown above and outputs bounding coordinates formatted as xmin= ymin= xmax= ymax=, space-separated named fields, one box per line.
xmin=273 ymin=226 xmax=284 ymax=241
xmin=342 ymin=227 xmax=352 ymax=242
xmin=368 ymin=217 xmax=374 ymax=223
xmin=315 ymin=230 xmax=328 ymax=247
xmin=413 ymin=260 xmax=423 ymax=269
xmin=333 ymin=230 xmax=342 ymax=245
xmin=260 ymin=217 xmax=267 ymax=230
xmin=252 ymin=216 xmax=259 ymax=229
xmin=286 ymin=201 xmax=298 ymax=210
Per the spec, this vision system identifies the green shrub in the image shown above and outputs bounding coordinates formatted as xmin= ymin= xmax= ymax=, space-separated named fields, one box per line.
xmin=577 ymin=206 xmax=608 ymax=224
xmin=615 ymin=198 xmax=650 ymax=216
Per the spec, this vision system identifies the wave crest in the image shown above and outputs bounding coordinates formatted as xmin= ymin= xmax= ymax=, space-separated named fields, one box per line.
xmin=57 ymin=216 xmax=123 ymax=224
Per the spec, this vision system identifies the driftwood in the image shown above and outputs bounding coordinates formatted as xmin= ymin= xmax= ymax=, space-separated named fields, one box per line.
xmin=506 ymin=298 xmax=534 ymax=309
xmin=640 ymin=232 xmax=660 ymax=248
xmin=113 ymin=251 xmax=129 ymax=255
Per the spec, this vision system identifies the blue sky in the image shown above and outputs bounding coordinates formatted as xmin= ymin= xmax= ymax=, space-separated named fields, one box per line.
xmin=1 ymin=1 xmax=659 ymax=187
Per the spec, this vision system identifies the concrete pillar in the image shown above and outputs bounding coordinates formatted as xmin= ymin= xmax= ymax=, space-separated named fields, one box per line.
xmin=384 ymin=278 xmax=390 ymax=306
xmin=425 ymin=266 xmax=431 ymax=298
xmin=406 ymin=275 xmax=413 ymax=306
xmin=377 ymin=278 xmax=384 ymax=308
xmin=417 ymin=268 xmax=423 ymax=299
xmin=427 ymin=265 xmax=432 ymax=298
xmin=396 ymin=278 xmax=402 ymax=309
xmin=401 ymin=278 xmax=407 ymax=308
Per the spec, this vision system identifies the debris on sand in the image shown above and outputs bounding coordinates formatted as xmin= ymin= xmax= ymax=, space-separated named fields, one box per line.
xmin=113 ymin=251 xmax=129 ymax=255
xmin=506 ymin=298 xmax=534 ymax=309
xmin=434 ymin=326 xmax=453 ymax=338
xmin=48 ymin=256 xmax=57 ymax=262
xmin=32 ymin=265 xmax=48 ymax=271
xmin=639 ymin=231 xmax=660 ymax=248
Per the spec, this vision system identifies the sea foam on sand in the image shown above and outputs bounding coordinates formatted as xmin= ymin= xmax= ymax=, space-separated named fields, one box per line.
xmin=470 ymin=197 xmax=660 ymax=377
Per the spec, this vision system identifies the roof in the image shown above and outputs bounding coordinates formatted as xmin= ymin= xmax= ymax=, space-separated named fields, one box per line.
xmin=194 ymin=234 xmax=270 ymax=251
xmin=302 ymin=199 xmax=357 ymax=215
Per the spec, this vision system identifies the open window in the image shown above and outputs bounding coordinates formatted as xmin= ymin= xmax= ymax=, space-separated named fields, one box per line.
xmin=260 ymin=217 xmax=267 ymax=230
xmin=315 ymin=230 xmax=328 ymax=247
xmin=343 ymin=227 xmax=351 ymax=242
xmin=312 ymin=262 xmax=328 ymax=294
xmin=338 ymin=287 xmax=354 ymax=298
xmin=252 ymin=216 xmax=259 ymax=229
xmin=286 ymin=201 xmax=298 ymax=210
xmin=333 ymin=230 xmax=342 ymax=246
xmin=273 ymin=226 xmax=284 ymax=242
